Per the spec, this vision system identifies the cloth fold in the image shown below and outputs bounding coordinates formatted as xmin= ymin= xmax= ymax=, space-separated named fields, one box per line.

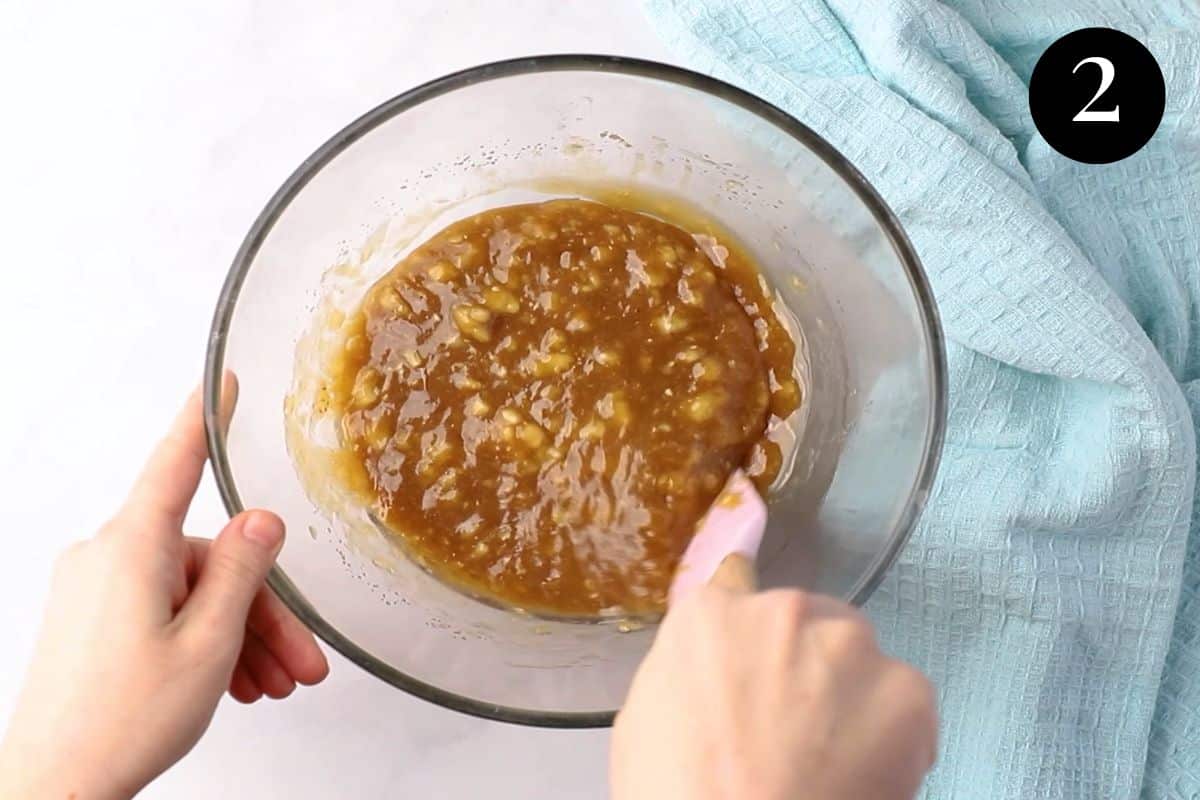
xmin=641 ymin=1 xmax=1200 ymax=796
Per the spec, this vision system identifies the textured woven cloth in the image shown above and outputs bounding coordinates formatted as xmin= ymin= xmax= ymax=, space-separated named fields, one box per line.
xmin=642 ymin=1 xmax=1200 ymax=797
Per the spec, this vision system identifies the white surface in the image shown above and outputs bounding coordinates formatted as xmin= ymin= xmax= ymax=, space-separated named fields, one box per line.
xmin=0 ymin=2 xmax=671 ymax=796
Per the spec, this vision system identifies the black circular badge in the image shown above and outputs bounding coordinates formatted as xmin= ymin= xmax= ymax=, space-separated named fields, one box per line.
xmin=1029 ymin=27 xmax=1165 ymax=164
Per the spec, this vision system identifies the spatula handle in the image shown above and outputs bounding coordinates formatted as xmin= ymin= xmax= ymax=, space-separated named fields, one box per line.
xmin=708 ymin=552 xmax=757 ymax=592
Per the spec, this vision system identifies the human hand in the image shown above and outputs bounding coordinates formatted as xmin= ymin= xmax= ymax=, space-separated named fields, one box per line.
xmin=611 ymin=560 xmax=937 ymax=800
xmin=0 ymin=377 xmax=329 ymax=800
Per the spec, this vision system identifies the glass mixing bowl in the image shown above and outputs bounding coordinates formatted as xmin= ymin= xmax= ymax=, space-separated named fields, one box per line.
xmin=204 ymin=56 xmax=946 ymax=727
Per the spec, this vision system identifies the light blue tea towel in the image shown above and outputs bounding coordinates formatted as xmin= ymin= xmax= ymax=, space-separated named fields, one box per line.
xmin=642 ymin=1 xmax=1200 ymax=797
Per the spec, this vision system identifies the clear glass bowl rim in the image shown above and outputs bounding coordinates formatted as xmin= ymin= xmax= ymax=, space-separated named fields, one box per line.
xmin=203 ymin=54 xmax=948 ymax=728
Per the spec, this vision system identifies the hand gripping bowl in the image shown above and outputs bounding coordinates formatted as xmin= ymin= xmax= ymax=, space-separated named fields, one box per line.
xmin=203 ymin=56 xmax=946 ymax=727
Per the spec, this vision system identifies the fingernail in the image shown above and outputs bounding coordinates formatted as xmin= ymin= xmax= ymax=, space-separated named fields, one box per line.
xmin=242 ymin=512 xmax=284 ymax=549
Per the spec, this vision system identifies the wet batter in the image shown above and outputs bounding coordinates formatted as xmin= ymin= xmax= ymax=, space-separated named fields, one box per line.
xmin=326 ymin=199 xmax=799 ymax=616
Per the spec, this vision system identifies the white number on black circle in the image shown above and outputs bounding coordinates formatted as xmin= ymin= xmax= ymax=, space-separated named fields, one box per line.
xmin=1072 ymin=56 xmax=1120 ymax=122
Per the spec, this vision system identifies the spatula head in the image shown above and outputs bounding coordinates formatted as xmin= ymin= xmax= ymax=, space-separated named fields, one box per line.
xmin=668 ymin=469 xmax=767 ymax=604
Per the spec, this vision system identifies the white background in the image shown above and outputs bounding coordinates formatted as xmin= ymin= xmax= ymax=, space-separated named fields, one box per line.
xmin=0 ymin=2 xmax=672 ymax=796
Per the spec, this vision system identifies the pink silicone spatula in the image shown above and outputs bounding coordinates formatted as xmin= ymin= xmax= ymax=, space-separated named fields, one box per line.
xmin=668 ymin=469 xmax=766 ymax=602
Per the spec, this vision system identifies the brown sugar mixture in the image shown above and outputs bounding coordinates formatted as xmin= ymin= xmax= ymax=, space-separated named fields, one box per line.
xmin=327 ymin=199 xmax=799 ymax=616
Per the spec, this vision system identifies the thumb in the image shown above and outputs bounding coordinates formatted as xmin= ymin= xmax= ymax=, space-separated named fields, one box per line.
xmin=184 ymin=510 xmax=284 ymax=637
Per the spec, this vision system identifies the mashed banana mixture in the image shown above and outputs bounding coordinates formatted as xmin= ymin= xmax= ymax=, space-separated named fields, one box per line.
xmin=322 ymin=199 xmax=799 ymax=616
